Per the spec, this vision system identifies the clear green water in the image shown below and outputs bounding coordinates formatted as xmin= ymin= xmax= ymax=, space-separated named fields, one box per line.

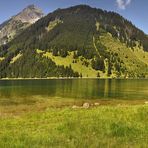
xmin=0 ymin=79 xmax=148 ymax=105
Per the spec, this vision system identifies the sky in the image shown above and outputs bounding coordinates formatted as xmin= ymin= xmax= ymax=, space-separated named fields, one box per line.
xmin=0 ymin=0 xmax=148 ymax=34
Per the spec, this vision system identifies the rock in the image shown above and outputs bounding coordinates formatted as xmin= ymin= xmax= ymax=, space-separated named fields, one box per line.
xmin=94 ymin=103 xmax=100 ymax=106
xmin=83 ymin=103 xmax=90 ymax=109
xmin=72 ymin=105 xmax=79 ymax=109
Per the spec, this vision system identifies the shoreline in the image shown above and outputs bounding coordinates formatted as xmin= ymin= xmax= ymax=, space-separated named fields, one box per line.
xmin=0 ymin=98 xmax=147 ymax=116
xmin=0 ymin=77 xmax=148 ymax=80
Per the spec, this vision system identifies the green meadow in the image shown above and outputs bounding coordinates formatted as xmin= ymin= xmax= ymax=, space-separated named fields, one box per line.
xmin=0 ymin=101 xmax=148 ymax=148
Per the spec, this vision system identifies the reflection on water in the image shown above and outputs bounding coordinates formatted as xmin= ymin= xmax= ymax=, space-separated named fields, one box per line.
xmin=0 ymin=79 xmax=148 ymax=105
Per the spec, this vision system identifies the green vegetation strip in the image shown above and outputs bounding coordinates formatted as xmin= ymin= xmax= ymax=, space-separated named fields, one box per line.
xmin=0 ymin=104 xmax=147 ymax=148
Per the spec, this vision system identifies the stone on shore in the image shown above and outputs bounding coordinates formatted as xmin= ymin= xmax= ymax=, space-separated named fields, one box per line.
xmin=83 ymin=103 xmax=90 ymax=109
xmin=94 ymin=103 xmax=100 ymax=106
xmin=72 ymin=105 xmax=79 ymax=109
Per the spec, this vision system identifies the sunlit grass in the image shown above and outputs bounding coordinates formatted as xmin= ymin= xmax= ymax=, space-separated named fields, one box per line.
xmin=0 ymin=57 xmax=5 ymax=61
xmin=42 ymin=51 xmax=100 ymax=77
xmin=100 ymin=33 xmax=148 ymax=74
xmin=10 ymin=53 xmax=22 ymax=64
xmin=0 ymin=103 xmax=147 ymax=147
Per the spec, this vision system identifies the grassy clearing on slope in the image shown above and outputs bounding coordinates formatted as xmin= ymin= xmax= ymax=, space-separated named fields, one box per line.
xmin=0 ymin=57 xmax=5 ymax=61
xmin=42 ymin=51 xmax=100 ymax=77
xmin=45 ymin=18 xmax=63 ymax=32
xmin=133 ymin=45 xmax=148 ymax=65
xmin=0 ymin=104 xmax=147 ymax=148
xmin=10 ymin=53 xmax=22 ymax=64
xmin=100 ymin=33 xmax=148 ymax=74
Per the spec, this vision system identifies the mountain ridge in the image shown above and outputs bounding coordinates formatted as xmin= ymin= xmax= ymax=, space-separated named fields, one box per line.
xmin=0 ymin=5 xmax=148 ymax=78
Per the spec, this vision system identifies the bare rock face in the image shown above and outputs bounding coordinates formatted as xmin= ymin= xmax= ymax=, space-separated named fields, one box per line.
xmin=13 ymin=5 xmax=44 ymax=23
xmin=0 ymin=5 xmax=44 ymax=45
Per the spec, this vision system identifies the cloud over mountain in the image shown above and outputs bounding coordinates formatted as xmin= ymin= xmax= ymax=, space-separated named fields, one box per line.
xmin=116 ymin=0 xmax=132 ymax=10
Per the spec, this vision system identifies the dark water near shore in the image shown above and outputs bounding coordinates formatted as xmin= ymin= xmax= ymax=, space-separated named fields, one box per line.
xmin=0 ymin=79 xmax=148 ymax=105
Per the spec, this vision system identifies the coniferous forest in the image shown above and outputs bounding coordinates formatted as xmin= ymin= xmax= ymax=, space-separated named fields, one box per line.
xmin=0 ymin=5 xmax=148 ymax=78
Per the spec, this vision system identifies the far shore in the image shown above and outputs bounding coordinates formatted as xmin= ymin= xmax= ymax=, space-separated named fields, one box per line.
xmin=0 ymin=77 xmax=148 ymax=80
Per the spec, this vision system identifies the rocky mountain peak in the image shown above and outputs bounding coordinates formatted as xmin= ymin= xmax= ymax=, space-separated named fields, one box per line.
xmin=13 ymin=4 xmax=44 ymax=23
xmin=0 ymin=5 xmax=44 ymax=45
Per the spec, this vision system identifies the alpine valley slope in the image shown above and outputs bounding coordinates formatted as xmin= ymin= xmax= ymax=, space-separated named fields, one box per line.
xmin=0 ymin=5 xmax=148 ymax=78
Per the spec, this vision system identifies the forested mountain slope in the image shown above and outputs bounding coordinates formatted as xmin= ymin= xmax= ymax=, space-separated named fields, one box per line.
xmin=0 ymin=5 xmax=148 ymax=78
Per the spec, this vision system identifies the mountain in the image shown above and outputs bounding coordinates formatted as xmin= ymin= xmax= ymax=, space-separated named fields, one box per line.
xmin=0 ymin=5 xmax=44 ymax=45
xmin=0 ymin=5 xmax=148 ymax=78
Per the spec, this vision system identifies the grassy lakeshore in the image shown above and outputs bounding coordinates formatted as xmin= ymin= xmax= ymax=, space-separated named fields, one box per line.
xmin=0 ymin=100 xmax=148 ymax=148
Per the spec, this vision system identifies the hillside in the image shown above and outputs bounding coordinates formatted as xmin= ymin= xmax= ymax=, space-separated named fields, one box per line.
xmin=0 ymin=5 xmax=148 ymax=78
xmin=0 ymin=5 xmax=43 ymax=45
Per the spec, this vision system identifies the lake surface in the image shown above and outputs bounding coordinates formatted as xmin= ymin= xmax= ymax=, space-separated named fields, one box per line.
xmin=0 ymin=79 xmax=148 ymax=105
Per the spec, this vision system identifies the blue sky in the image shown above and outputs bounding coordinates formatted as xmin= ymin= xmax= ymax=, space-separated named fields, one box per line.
xmin=0 ymin=0 xmax=148 ymax=34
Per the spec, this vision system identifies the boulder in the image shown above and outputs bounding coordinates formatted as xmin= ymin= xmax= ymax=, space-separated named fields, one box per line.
xmin=94 ymin=103 xmax=100 ymax=106
xmin=72 ymin=105 xmax=79 ymax=109
xmin=83 ymin=103 xmax=90 ymax=109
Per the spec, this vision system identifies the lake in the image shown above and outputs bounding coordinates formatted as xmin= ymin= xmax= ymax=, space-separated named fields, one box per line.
xmin=0 ymin=79 xmax=148 ymax=105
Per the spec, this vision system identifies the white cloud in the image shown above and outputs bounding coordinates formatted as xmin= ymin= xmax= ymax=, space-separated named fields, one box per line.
xmin=116 ymin=0 xmax=132 ymax=10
